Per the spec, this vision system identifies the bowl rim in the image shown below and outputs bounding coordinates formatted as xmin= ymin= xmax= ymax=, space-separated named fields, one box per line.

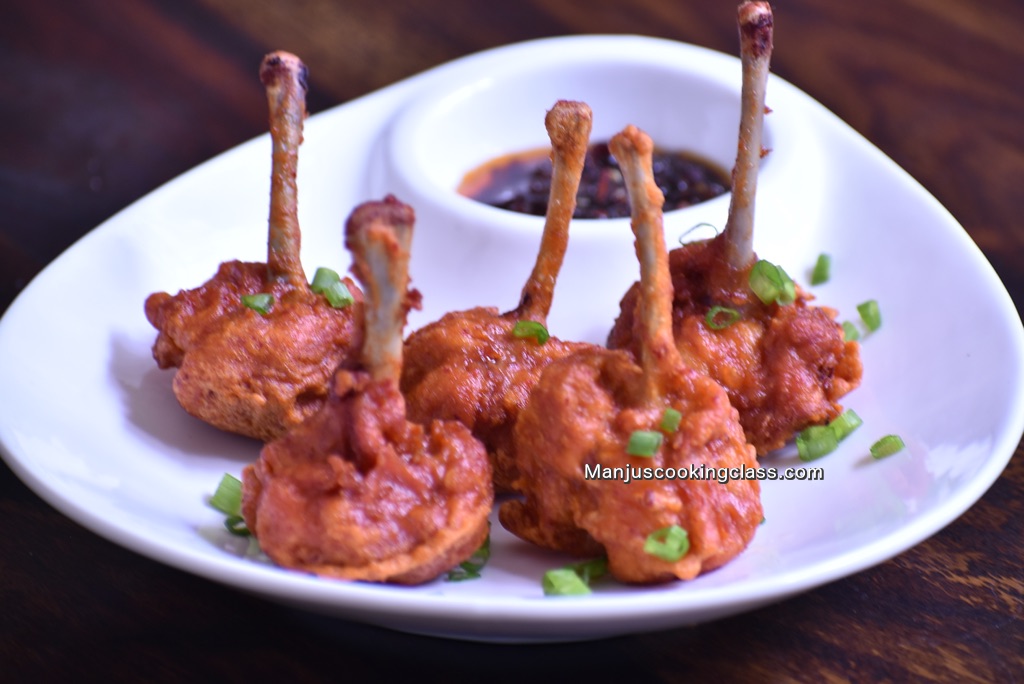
xmin=382 ymin=34 xmax=775 ymax=241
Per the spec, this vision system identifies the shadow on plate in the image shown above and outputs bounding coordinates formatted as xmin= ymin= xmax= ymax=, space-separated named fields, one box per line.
xmin=109 ymin=331 xmax=260 ymax=463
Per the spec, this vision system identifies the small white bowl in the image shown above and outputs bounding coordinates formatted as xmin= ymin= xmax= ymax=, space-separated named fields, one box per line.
xmin=377 ymin=35 xmax=782 ymax=342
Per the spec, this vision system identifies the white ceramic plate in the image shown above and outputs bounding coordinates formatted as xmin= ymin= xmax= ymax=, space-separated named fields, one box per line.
xmin=2 ymin=36 xmax=1022 ymax=643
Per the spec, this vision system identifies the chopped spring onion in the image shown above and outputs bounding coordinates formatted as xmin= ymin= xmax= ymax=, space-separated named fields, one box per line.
xmin=570 ymin=557 xmax=609 ymax=585
xmin=446 ymin=530 xmax=491 ymax=581
xmin=643 ymin=525 xmax=690 ymax=562
xmin=870 ymin=434 xmax=905 ymax=459
xmin=749 ymin=259 xmax=796 ymax=306
xmin=512 ymin=320 xmax=550 ymax=345
xmin=542 ymin=568 xmax=592 ymax=596
xmin=796 ymin=424 xmax=839 ymax=461
xmin=842 ymin=321 xmax=861 ymax=341
xmin=627 ymin=430 xmax=663 ymax=457
xmin=209 ymin=474 xmax=243 ymax=516
xmin=811 ymin=253 xmax=831 ymax=285
xmin=542 ymin=557 xmax=609 ymax=596
xmin=310 ymin=266 xmax=340 ymax=291
xmin=829 ymin=409 xmax=863 ymax=441
xmin=660 ymin=407 xmax=683 ymax=434
xmin=224 ymin=515 xmax=251 ymax=537
xmin=705 ymin=306 xmax=741 ymax=330
xmin=793 ymin=410 xmax=863 ymax=462
xmin=323 ymin=281 xmax=354 ymax=308
xmin=241 ymin=293 xmax=274 ymax=315
xmin=209 ymin=474 xmax=250 ymax=536
xmin=310 ymin=267 xmax=355 ymax=308
xmin=857 ymin=299 xmax=882 ymax=332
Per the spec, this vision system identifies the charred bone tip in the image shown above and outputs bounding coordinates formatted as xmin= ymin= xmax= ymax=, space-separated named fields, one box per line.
xmin=260 ymin=51 xmax=309 ymax=94
xmin=739 ymin=2 xmax=774 ymax=60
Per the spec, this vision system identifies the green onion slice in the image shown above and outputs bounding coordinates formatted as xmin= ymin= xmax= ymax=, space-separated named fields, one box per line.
xmin=660 ymin=407 xmax=683 ymax=434
xmin=811 ymin=253 xmax=831 ymax=285
xmin=512 ymin=320 xmax=550 ymax=345
xmin=209 ymin=473 xmax=243 ymax=516
xmin=627 ymin=430 xmax=663 ymax=457
xmin=705 ymin=306 xmax=741 ymax=330
xmin=310 ymin=266 xmax=340 ymax=292
xmin=842 ymin=321 xmax=861 ymax=342
xmin=857 ymin=299 xmax=882 ymax=332
xmin=796 ymin=424 xmax=839 ymax=461
xmin=542 ymin=568 xmax=592 ymax=596
xmin=749 ymin=260 xmax=796 ymax=306
xmin=323 ymin=280 xmax=354 ymax=308
xmin=643 ymin=525 xmax=690 ymax=562
xmin=310 ymin=267 xmax=355 ymax=308
xmin=224 ymin=515 xmax=251 ymax=537
xmin=446 ymin=531 xmax=491 ymax=581
xmin=569 ymin=557 xmax=609 ymax=585
xmin=541 ymin=557 xmax=608 ymax=597
xmin=241 ymin=293 xmax=274 ymax=315
xmin=829 ymin=409 xmax=863 ymax=441
xmin=793 ymin=410 xmax=862 ymax=462
xmin=211 ymin=474 xmax=250 ymax=536
xmin=870 ymin=434 xmax=905 ymax=459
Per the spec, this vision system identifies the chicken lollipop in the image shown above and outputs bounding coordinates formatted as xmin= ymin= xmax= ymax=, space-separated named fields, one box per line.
xmin=608 ymin=2 xmax=862 ymax=455
xmin=145 ymin=52 xmax=363 ymax=442
xmin=241 ymin=196 xmax=493 ymax=584
xmin=501 ymin=126 xmax=762 ymax=584
xmin=401 ymin=100 xmax=595 ymax=493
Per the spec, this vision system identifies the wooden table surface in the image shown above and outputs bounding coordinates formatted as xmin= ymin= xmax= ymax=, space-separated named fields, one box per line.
xmin=3 ymin=1 xmax=1022 ymax=680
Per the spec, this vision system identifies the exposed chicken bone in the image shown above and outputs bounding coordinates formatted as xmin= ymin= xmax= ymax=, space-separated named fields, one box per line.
xmin=722 ymin=1 xmax=774 ymax=270
xmin=344 ymin=197 xmax=416 ymax=383
xmin=514 ymin=100 xmax=593 ymax=321
xmin=260 ymin=51 xmax=309 ymax=287
xmin=608 ymin=126 xmax=680 ymax=403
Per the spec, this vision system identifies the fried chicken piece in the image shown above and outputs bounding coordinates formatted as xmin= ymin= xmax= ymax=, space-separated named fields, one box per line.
xmin=144 ymin=52 xmax=363 ymax=442
xmin=241 ymin=196 xmax=493 ymax=584
xmin=401 ymin=100 xmax=595 ymax=493
xmin=607 ymin=3 xmax=862 ymax=454
xmin=501 ymin=126 xmax=761 ymax=584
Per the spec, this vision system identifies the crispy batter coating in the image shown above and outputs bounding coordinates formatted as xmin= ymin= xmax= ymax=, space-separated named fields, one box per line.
xmin=608 ymin=236 xmax=862 ymax=454
xmin=242 ymin=369 xmax=491 ymax=584
xmin=401 ymin=100 xmax=595 ymax=493
xmin=242 ymin=196 xmax=493 ymax=584
xmin=501 ymin=126 xmax=761 ymax=584
xmin=608 ymin=3 xmax=861 ymax=454
xmin=502 ymin=348 xmax=761 ymax=582
xmin=146 ymin=265 xmax=363 ymax=441
xmin=401 ymin=308 xmax=587 ymax=492
xmin=144 ymin=51 xmax=363 ymax=441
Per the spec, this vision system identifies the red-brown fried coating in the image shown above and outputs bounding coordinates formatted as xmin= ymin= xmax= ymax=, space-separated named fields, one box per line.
xmin=607 ymin=3 xmax=861 ymax=454
xmin=401 ymin=100 xmax=595 ymax=493
xmin=144 ymin=52 xmax=363 ymax=442
xmin=242 ymin=196 xmax=493 ymax=584
xmin=145 ymin=263 xmax=362 ymax=441
xmin=501 ymin=126 xmax=761 ymax=584
xmin=609 ymin=239 xmax=862 ymax=454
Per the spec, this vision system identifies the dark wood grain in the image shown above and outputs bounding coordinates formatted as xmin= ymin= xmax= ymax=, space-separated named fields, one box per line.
xmin=2 ymin=0 xmax=1021 ymax=680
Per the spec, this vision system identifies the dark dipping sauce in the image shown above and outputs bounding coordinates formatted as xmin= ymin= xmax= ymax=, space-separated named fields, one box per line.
xmin=458 ymin=141 xmax=730 ymax=219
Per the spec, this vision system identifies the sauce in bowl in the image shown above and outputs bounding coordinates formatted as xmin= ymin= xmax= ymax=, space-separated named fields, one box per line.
xmin=458 ymin=141 xmax=730 ymax=219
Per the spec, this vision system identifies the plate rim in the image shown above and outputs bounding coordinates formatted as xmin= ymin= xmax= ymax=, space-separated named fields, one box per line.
xmin=2 ymin=33 xmax=1023 ymax=642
